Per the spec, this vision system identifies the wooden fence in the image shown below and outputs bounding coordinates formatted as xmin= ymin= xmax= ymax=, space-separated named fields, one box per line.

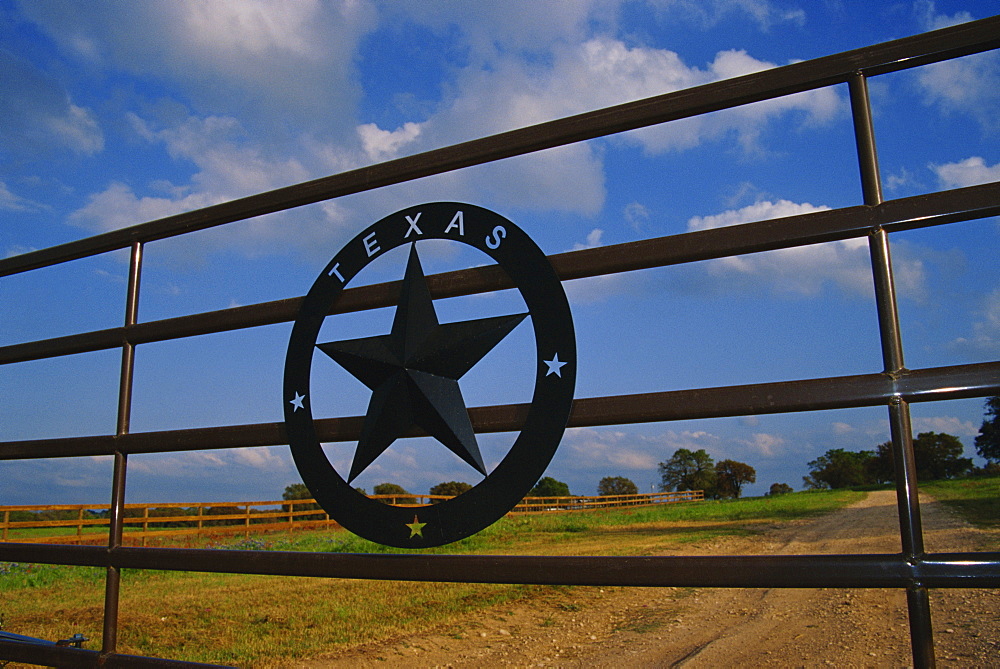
xmin=0 ymin=491 xmax=703 ymax=546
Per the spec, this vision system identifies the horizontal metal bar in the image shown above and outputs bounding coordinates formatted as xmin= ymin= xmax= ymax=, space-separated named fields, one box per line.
xmin=916 ymin=553 xmax=1000 ymax=587
xmin=2 ymin=17 xmax=997 ymax=278
xmin=0 ymin=641 xmax=99 ymax=669
xmin=1 ymin=542 xmax=997 ymax=589
xmin=3 ymin=181 xmax=998 ymax=366
xmin=110 ymin=549 xmax=1000 ymax=589
xmin=3 ymin=361 xmax=997 ymax=460
xmin=0 ymin=542 xmax=108 ymax=566
xmin=0 ymin=639 xmax=230 ymax=668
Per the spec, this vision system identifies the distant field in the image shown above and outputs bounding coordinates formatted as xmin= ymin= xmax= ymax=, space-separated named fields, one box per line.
xmin=18 ymin=479 xmax=997 ymax=666
xmin=0 ymin=489 xmax=868 ymax=666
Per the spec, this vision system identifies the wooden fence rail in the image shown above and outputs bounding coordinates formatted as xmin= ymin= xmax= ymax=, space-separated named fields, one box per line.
xmin=0 ymin=491 xmax=703 ymax=546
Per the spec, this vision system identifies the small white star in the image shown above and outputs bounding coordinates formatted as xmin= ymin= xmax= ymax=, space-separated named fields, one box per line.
xmin=543 ymin=353 xmax=568 ymax=377
xmin=290 ymin=391 xmax=306 ymax=411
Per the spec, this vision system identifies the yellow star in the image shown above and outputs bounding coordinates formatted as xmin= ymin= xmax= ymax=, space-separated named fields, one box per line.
xmin=406 ymin=515 xmax=427 ymax=538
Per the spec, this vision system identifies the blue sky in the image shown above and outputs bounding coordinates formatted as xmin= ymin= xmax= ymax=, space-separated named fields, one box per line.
xmin=2 ymin=0 xmax=999 ymax=506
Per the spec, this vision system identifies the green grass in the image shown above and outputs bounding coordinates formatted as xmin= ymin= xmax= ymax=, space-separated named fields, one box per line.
xmin=921 ymin=476 xmax=1000 ymax=529
xmin=0 ymin=489 xmax=864 ymax=666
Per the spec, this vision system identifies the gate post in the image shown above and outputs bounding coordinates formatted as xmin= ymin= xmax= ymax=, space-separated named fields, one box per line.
xmin=850 ymin=71 xmax=934 ymax=668
xmin=102 ymin=240 xmax=143 ymax=657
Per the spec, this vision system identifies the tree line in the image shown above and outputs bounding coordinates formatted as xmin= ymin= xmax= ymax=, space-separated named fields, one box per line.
xmin=804 ymin=397 xmax=1000 ymax=489
xmin=279 ymin=397 xmax=1000 ymax=504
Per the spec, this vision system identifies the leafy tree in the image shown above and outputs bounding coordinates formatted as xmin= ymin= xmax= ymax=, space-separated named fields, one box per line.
xmin=912 ymin=432 xmax=973 ymax=480
xmin=281 ymin=482 xmax=320 ymax=514
xmin=597 ymin=476 xmax=638 ymax=496
xmin=803 ymin=449 xmax=876 ymax=489
xmin=372 ymin=482 xmax=415 ymax=505
xmin=975 ymin=396 xmax=1000 ymax=462
xmin=875 ymin=432 xmax=973 ymax=482
xmin=429 ymin=481 xmax=473 ymax=501
xmin=282 ymin=482 xmax=312 ymax=500
xmin=714 ymin=459 xmax=756 ymax=498
xmin=529 ymin=476 xmax=571 ymax=497
xmin=658 ymin=448 xmax=716 ymax=494
xmin=768 ymin=482 xmax=794 ymax=495
xmin=869 ymin=442 xmax=897 ymax=485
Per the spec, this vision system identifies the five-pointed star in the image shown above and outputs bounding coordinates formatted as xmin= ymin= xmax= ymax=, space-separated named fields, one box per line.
xmin=544 ymin=353 xmax=568 ymax=377
xmin=406 ymin=515 xmax=427 ymax=538
xmin=318 ymin=244 xmax=527 ymax=482
xmin=289 ymin=391 xmax=306 ymax=411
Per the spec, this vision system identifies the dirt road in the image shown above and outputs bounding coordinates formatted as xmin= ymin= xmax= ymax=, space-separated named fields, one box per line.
xmin=296 ymin=491 xmax=998 ymax=667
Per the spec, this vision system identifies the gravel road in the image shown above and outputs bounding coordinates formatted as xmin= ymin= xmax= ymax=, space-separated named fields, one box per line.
xmin=294 ymin=491 xmax=998 ymax=668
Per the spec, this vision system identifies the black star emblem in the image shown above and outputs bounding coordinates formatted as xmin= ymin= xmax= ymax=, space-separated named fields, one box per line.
xmin=318 ymin=244 xmax=527 ymax=482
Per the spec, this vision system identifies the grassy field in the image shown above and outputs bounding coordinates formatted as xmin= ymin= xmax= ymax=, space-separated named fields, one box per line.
xmin=921 ymin=476 xmax=1000 ymax=529
xmin=1 ymin=490 xmax=864 ymax=666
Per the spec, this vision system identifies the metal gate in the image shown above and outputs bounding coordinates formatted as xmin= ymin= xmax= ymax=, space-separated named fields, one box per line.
xmin=2 ymin=16 xmax=999 ymax=668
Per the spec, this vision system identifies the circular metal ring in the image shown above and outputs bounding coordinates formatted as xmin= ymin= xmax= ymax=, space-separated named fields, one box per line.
xmin=284 ymin=202 xmax=575 ymax=547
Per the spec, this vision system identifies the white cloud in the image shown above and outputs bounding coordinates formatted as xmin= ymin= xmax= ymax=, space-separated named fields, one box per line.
xmin=913 ymin=2 xmax=999 ymax=130
xmin=688 ymin=199 xmax=828 ymax=232
xmin=915 ymin=0 xmax=974 ymax=31
xmin=364 ymin=38 xmax=840 ymax=219
xmin=561 ymin=428 xmax=723 ymax=473
xmin=739 ymin=432 xmax=787 ymax=457
xmin=911 ymin=416 xmax=979 ymax=438
xmin=832 ymin=422 xmax=855 ymax=435
xmin=0 ymin=182 xmax=46 ymax=212
xmin=4 ymin=244 xmax=38 ymax=259
xmin=19 ymin=0 xmax=379 ymax=142
xmin=574 ymin=228 xmax=605 ymax=250
xmin=687 ymin=199 xmax=881 ymax=296
xmin=37 ymin=3 xmax=842 ymax=264
xmin=646 ymin=0 xmax=806 ymax=31
xmin=931 ymin=157 xmax=1000 ymax=189
xmin=395 ymin=2 xmax=605 ymax=56
xmin=950 ymin=288 xmax=1000 ymax=357
xmin=45 ymin=103 xmax=104 ymax=155
xmin=467 ymin=146 xmax=607 ymax=216
xmin=685 ymin=199 xmax=936 ymax=300
xmin=0 ymin=50 xmax=104 ymax=158
xmin=562 ymin=429 xmax=663 ymax=470
xmin=70 ymin=181 xmax=216 ymax=234
xmin=358 ymin=122 xmax=423 ymax=162
xmin=128 ymin=113 xmax=311 ymax=196
xmin=68 ymin=111 xmax=360 ymax=261
xmin=557 ymin=425 xmax=792 ymax=486
xmin=128 ymin=448 xmax=291 ymax=478
xmin=886 ymin=167 xmax=919 ymax=193
xmin=624 ymin=202 xmax=651 ymax=231
xmin=398 ymin=0 xmax=805 ymax=59
xmin=536 ymin=40 xmax=840 ymax=155
xmin=231 ymin=446 xmax=290 ymax=471
xmin=620 ymin=48 xmax=841 ymax=154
